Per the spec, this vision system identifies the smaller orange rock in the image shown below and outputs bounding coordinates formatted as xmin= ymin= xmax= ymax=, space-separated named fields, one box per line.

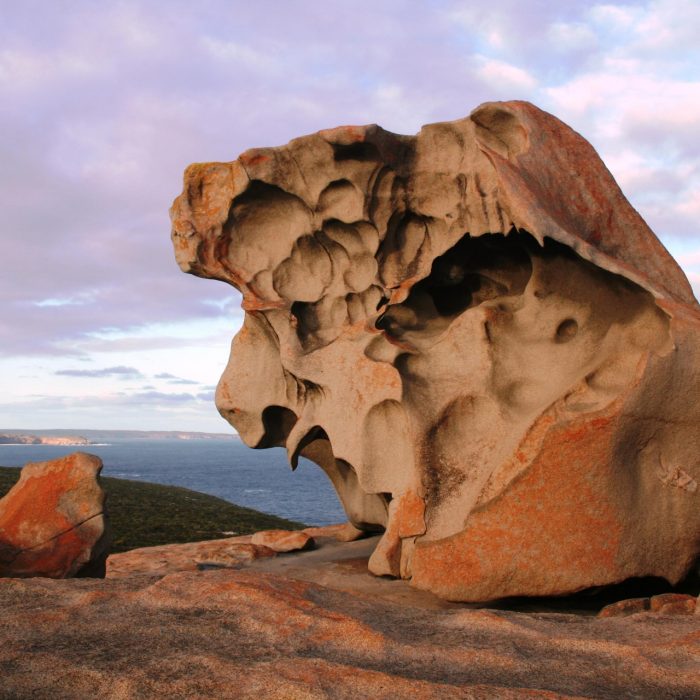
xmin=649 ymin=593 xmax=696 ymax=615
xmin=0 ymin=452 xmax=109 ymax=579
xmin=396 ymin=491 xmax=426 ymax=539
xmin=598 ymin=598 xmax=650 ymax=618
xmin=250 ymin=529 xmax=314 ymax=553
xmin=303 ymin=522 xmax=366 ymax=542
xmin=107 ymin=538 xmax=276 ymax=577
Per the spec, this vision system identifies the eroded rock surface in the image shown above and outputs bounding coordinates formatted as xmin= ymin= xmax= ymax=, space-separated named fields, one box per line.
xmin=171 ymin=100 xmax=700 ymax=602
xmin=106 ymin=535 xmax=276 ymax=577
xmin=0 ymin=452 xmax=110 ymax=578
xmin=107 ymin=525 xmax=358 ymax=577
xmin=251 ymin=528 xmax=315 ymax=552
xmin=599 ymin=593 xmax=697 ymax=618
xmin=2 ymin=560 xmax=699 ymax=699
xmin=303 ymin=521 xmax=366 ymax=542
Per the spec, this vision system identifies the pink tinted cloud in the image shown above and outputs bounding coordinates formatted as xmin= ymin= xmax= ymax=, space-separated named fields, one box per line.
xmin=0 ymin=0 xmax=697 ymax=363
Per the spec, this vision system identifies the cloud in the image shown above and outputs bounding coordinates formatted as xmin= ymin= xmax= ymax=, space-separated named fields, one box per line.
xmin=201 ymin=37 xmax=281 ymax=74
xmin=548 ymin=21 xmax=598 ymax=51
xmin=0 ymin=2 xmax=477 ymax=358
xmin=543 ymin=67 xmax=700 ymax=243
xmin=1 ymin=387 xmax=215 ymax=412
xmin=154 ymin=372 xmax=199 ymax=385
xmin=0 ymin=0 xmax=698 ymax=429
xmin=62 ymin=326 xmax=240 ymax=354
xmin=55 ymin=365 xmax=143 ymax=379
xmin=677 ymin=248 xmax=700 ymax=268
xmin=130 ymin=391 xmax=199 ymax=404
xmin=0 ymin=388 xmax=224 ymax=432
xmin=1 ymin=275 xmax=243 ymax=357
xmin=474 ymin=56 xmax=537 ymax=92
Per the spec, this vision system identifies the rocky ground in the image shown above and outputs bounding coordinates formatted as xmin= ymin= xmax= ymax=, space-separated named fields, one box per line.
xmin=1 ymin=527 xmax=699 ymax=699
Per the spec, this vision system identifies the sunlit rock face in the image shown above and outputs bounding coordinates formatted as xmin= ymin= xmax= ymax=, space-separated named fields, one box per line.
xmin=170 ymin=101 xmax=700 ymax=602
xmin=0 ymin=453 xmax=110 ymax=578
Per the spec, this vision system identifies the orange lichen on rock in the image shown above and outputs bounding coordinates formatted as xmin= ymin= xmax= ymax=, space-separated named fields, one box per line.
xmin=599 ymin=593 xmax=697 ymax=617
xmin=0 ymin=452 xmax=109 ymax=578
xmin=250 ymin=529 xmax=315 ymax=552
xmin=171 ymin=100 xmax=700 ymax=602
xmin=598 ymin=598 xmax=651 ymax=618
xmin=106 ymin=537 xmax=276 ymax=577
xmin=650 ymin=593 xmax=697 ymax=615
xmin=302 ymin=521 xmax=366 ymax=542
xmin=412 ymin=410 xmax=628 ymax=601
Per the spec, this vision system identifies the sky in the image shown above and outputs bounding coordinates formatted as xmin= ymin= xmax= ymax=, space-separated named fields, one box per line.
xmin=1 ymin=0 xmax=698 ymax=432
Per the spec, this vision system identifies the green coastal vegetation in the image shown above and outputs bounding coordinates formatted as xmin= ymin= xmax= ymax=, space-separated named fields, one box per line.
xmin=0 ymin=466 xmax=305 ymax=553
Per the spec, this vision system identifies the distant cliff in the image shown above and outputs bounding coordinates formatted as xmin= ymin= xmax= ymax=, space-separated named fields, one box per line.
xmin=0 ymin=429 xmax=238 ymax=442
xmin=0 ymin=434 xmax=90 ymax=446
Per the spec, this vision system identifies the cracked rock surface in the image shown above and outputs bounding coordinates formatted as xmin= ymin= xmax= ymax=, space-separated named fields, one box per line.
xmin=170 ymin=100 xmax=700 ymax=602
xmin=0 ymin=452 xmax=110 ymax=578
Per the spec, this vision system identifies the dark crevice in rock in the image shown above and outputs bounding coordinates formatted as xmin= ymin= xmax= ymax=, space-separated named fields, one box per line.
xmin=332 ymin=141 xmax=381 ymax=162
xmin=290 ymin=426 xmax=328 ymax=470
xmin=255 ymin=406 xmax=298 ymax=450
xmin=490 ymin=572 xmax=700 ymax=614
xmin=376 ymin=229 xmax=533 ymax=341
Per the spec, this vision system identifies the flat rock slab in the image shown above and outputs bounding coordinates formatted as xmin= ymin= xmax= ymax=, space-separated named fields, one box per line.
xmin=303 ymin=522 xmax=366 ymax=542
xmin=251 ymin=528 xmax=315 ymax=552
xmin=1 ymin=565 xmax=699 ymax=699
xmin=106 ymin=526 xmax=355 ymax=577
xmin=106 ymin=536 xmax=276 ymax=577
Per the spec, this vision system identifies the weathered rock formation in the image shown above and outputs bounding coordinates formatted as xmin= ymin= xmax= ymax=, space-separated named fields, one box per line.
xmin=0 ymin=452 xmax=110 ymax=577
xmin=171 ymin=100 xmax=700 ymax=602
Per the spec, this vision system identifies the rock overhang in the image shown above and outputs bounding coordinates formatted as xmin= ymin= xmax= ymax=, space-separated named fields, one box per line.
xmin=170 ymin=100 xmax=700 ymax=602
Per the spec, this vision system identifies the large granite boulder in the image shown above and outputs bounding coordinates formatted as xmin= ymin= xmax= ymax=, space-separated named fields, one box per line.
xmin=170 ymin=100 xmax=700 ymax=602
xmin=0 ymin=452 xmax=110 ymax=578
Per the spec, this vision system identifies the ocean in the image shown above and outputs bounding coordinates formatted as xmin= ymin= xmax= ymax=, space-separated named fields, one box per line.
xmin=0 ymin=439 xmax=346 ymax=526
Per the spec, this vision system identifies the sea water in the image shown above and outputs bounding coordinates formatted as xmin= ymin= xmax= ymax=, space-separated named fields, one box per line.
xmin=0 ymin=439 xmax=345 ymax=526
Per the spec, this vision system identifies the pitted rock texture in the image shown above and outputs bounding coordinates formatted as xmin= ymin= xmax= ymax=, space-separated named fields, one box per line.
xmin=1 ymin=567 xmax=700 ymax=699
xmin=0 ymin=452 xmax=109 ymax=578
xmin=171 ymin=100 xmax=700 ymax=602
